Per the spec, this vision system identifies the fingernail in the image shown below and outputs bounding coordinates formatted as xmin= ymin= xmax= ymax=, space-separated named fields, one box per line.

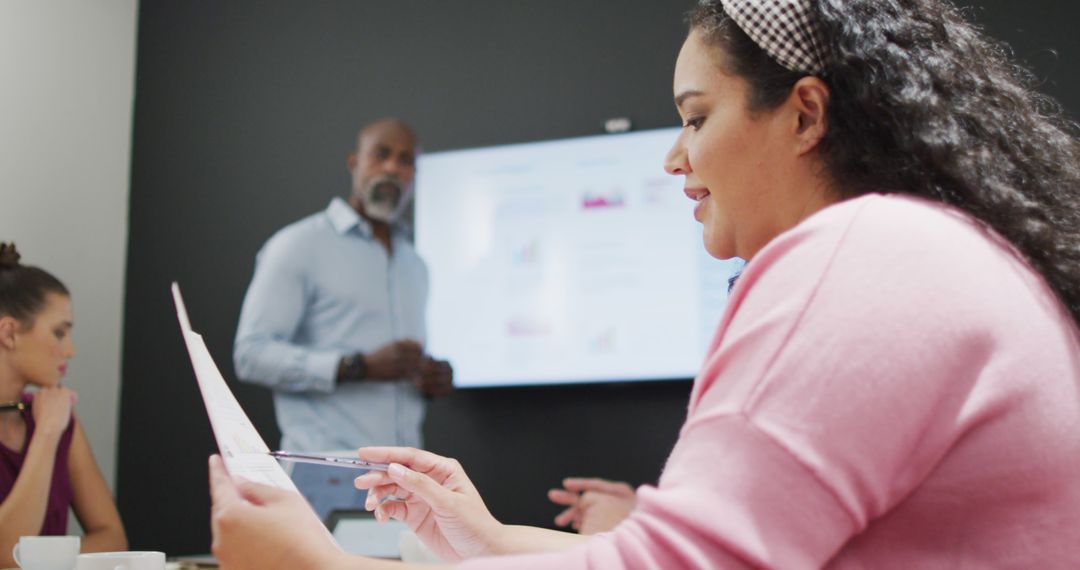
xmin=389 ymin=463 xmax=406 ymax=478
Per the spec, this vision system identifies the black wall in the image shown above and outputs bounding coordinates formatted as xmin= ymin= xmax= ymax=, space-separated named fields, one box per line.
xmin=118 ymin=0 xmax=1080 ymax=556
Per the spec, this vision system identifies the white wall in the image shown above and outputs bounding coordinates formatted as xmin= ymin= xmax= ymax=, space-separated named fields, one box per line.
xmin=0 ymin=0 xmax=137 ymax=494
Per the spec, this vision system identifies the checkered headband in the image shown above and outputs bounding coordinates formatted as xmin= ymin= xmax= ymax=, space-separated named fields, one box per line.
xmin=719 ymin=0 xmax=827 ymax=75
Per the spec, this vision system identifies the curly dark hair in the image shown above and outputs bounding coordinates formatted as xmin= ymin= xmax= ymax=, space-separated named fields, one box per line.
xmin=0 ymin=243 xmax=69 ymax=325
xmin=690 ymin=0 xmax=1080 ymax=327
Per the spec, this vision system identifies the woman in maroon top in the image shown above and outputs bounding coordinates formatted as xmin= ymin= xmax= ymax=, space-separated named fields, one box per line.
xmin=0 ymin=243 xmax=126 ymax=567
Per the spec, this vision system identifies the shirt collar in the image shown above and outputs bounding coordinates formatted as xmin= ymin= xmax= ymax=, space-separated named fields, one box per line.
xmin=325 ymin=197 xmax=409 ymax=241
xmin=326 ymin=197 xmax=372 ymax=237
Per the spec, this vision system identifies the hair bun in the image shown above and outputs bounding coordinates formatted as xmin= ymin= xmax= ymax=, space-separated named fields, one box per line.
xmin=0 ymin=243 xmax=22 ymax=270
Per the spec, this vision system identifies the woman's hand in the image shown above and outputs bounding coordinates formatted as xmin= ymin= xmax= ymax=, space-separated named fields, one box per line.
xmin=548 ymin=478 xmax=636 ymax=535
xmin=353 ymin=447 xmax=504 ymax=562
xmin=208 ymin=456 xmax=345 ymax=570
xmin=30 ymin=387 xmax=75 ymax=438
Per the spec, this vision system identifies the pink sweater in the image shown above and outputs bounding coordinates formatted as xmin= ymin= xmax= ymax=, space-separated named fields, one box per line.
xmin=462 ymin=194 xmax=1080 ymax=569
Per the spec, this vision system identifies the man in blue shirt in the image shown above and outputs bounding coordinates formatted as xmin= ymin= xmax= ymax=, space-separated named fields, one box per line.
xmin=233 ymin=118 xmax=452 ymax=519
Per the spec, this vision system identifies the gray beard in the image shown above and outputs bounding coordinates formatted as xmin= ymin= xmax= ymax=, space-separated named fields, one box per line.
xmin=364 ymin=199 xmax=398 ymax=222
xmin=362 ymin=178 xmax=406 ymax=222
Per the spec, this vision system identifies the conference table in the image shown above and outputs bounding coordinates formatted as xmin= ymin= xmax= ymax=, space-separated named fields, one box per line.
xmin=2 ymin=558 xmax=210 ymax=570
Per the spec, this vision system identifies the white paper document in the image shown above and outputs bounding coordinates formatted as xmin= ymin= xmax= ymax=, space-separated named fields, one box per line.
xmin=171 ymin=283 xmax=298 ymax=491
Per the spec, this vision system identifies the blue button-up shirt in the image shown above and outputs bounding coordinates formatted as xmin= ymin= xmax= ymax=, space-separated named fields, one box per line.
xmin=234 ymin=197 xmax=429 ymax=452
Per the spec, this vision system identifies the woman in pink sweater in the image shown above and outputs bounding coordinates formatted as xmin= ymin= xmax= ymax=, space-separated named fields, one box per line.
xmin=208 ymin=0 xmax=1080 ymax=568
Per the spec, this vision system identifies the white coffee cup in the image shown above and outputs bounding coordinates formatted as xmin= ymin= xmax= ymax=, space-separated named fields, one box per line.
xmin=11 ymin=535 xmax=80 ymax=570
xmin=73 ymin=551 xmax=165 ymax=570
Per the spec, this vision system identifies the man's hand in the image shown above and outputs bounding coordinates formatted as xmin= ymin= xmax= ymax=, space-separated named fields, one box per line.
xmin=364 ymin=339 xmax=423 ymax=379
xmin=413 ymin=357 xmax=453 ymax=398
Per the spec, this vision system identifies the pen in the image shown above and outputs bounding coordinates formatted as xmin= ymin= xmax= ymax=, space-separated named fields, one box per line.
xmin=268 ymin=450 xmax=389 ymax=471
xmin=0 ymin=401 xmax=27 ymax=413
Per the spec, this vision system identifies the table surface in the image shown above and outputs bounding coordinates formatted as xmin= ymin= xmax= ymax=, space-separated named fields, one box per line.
xmin=3 ymin=562 xmax=191 ymax=570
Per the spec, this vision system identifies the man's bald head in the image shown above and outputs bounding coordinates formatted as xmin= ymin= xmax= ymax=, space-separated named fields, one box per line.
xmin=356 ymin=118 xmax=417 ymax=152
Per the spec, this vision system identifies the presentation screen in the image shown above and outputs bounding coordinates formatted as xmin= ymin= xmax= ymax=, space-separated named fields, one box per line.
xmin=415 ymin=127 xmax=743 ymax=388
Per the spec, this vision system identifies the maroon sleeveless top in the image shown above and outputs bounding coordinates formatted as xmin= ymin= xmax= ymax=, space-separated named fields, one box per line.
xmin=0 ymin=393 xmax=76 ymax=535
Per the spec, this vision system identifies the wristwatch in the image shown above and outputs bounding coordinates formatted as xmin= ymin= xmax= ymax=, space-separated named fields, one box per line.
xmin=338 ymin=352 xmax=368 ymax=381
